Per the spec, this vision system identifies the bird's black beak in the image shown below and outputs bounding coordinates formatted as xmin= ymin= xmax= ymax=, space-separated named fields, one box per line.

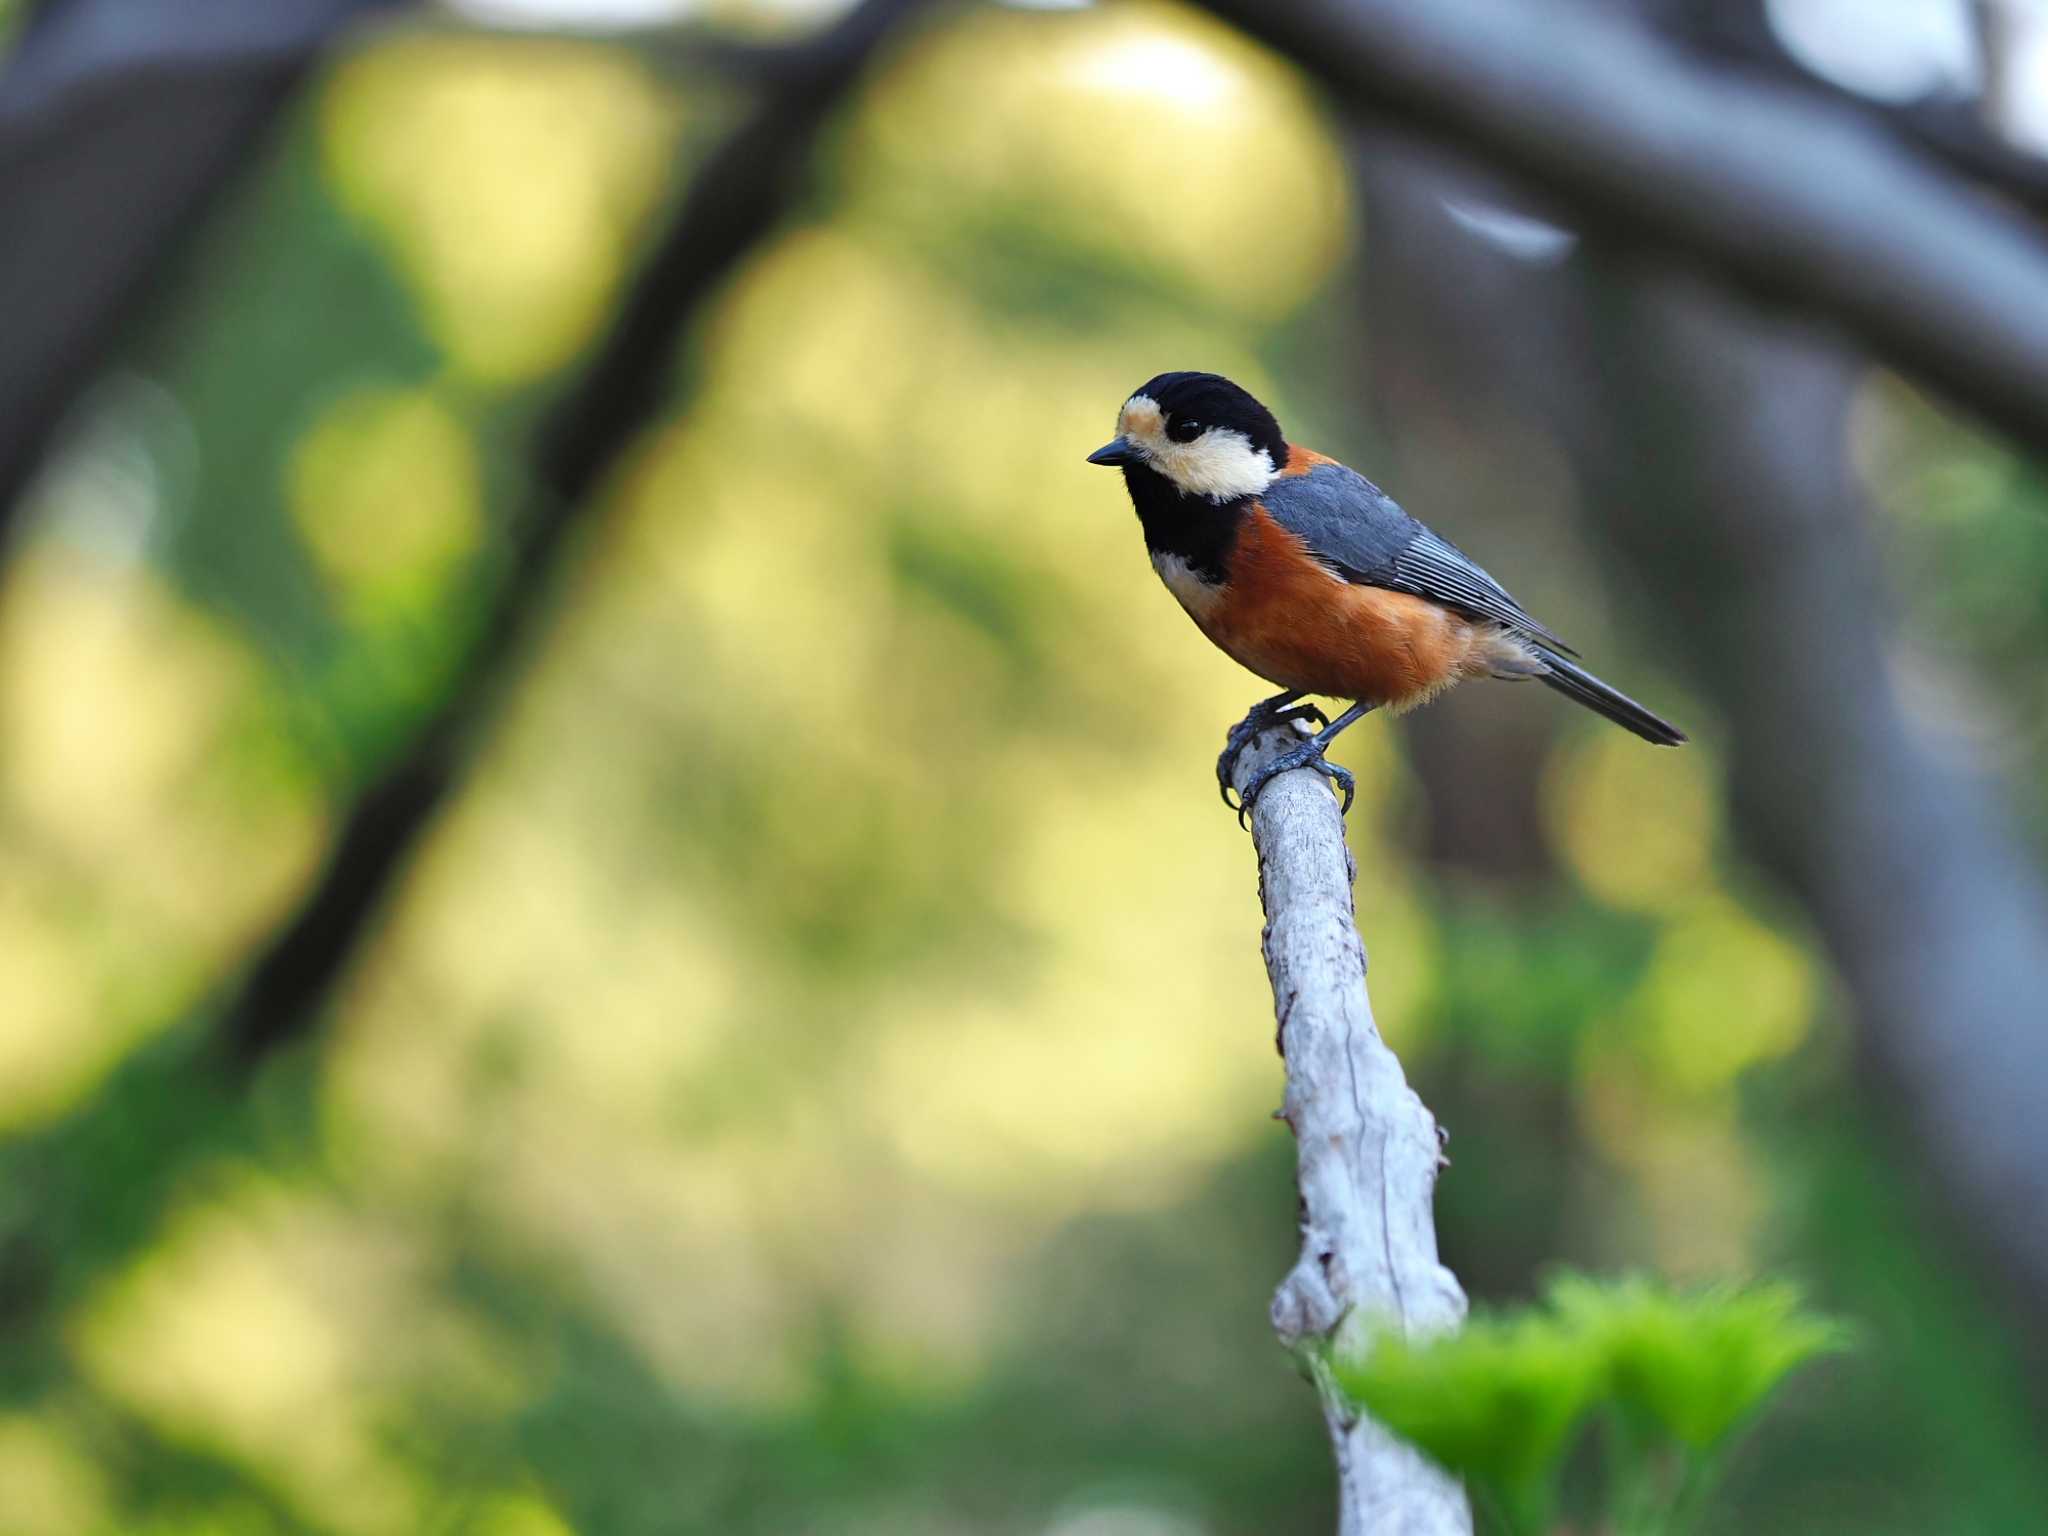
xmin=1086 ymin=436 xmax=1137 ymax=467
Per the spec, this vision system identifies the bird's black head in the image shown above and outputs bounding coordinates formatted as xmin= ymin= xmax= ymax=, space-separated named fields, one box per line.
xmin=1085 ymin=371 xmax=1286 ymax=502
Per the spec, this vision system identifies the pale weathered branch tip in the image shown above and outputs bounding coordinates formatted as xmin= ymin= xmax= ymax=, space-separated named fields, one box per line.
xmin=1232 ymin=721 xmax=1472 ymax=1536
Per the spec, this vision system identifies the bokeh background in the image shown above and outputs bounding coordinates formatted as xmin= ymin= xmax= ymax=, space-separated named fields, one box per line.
xmin=2 ymin=0 xmax=2046 ymax=1532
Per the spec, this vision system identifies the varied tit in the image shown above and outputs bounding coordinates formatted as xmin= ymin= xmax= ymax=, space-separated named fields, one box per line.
xmin=1087 ymin=371 xmax=1685 ymax=823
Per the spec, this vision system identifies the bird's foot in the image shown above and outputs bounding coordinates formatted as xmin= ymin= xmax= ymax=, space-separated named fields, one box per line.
xmin=1235 ymin=740 xmax=1356 ymax=829
xmin=1217 ymin=696 xmax=1327 ymax=809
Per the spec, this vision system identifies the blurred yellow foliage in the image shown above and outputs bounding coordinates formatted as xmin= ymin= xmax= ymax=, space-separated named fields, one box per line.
xmin=0 ymin=547 xmax=322 ymax=1128
xmin=0 ymin=870 xmax=121 ymax=1137
xmin=1352 ymin=855 xmax=1438 ymax=1057
xmin=2 ymin=549 xmax=255 ymax=871
xmin=75 ymin=1179 xmax=535 ymax=1535
xmin=1578 ymin=1064 xmax=1764 ymax=1278
xmin=321 ymin=34 xmax=681 ymax=384
xmin=1576 ymin=894 xmax=1818 ymax=1270
xmin=864 ymin=757 xmax=1277 ymax=1207
xmin=288 ymin=383 xmax=484 ymax=614
xmin=1634 ymin=896 xmax=1815 ymax=1097
xmin=75 ymin=1186 xmax=429 ymax=1535
xmin=475 ymin=1493 xmax=581 ymax=1536
xmin=1544 ymin=726 xmax=1717 ymax=913
xmin=0 ymin=1415 xmax=111 ymax=1536
xmin=848 ymin=1 xmax=1349 ymax=316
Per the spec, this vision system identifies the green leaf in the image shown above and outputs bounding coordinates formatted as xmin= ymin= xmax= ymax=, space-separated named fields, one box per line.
xmin=1547 ymin=1274 xmax=1851 ymax=1452
xmin=1331 ymin=1275 xmax=1849 ymax=1534
xmin=1330 ymin=1311 xmax=1601 ymax=1528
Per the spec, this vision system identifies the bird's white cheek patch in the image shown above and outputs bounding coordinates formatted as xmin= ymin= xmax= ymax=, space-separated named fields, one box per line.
xmin=1157 ymin=430 xmax=1275 ymax=500
xmin=1151 ymin=551 xmax=1225 ymax=620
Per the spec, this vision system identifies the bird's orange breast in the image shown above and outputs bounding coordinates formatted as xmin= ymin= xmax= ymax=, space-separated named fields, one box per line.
xmin=1188 ymin=505 xmax=1492 ymax=710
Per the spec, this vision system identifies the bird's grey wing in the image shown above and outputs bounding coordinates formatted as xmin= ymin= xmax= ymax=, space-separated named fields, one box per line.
xmin=1261 ymin=461 xmax=1578 ymax=656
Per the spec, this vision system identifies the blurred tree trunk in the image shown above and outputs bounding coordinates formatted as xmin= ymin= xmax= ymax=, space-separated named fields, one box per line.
xmin=1571 ymin=264 xmax=2048 ymax=1336
xmin=1347 ymin=138 xmax=1589 ymax=885
xmin=1355 ymin=135 xmax=2048 ymax=1335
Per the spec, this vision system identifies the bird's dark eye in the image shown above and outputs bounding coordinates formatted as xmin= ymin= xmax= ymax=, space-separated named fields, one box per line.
xmin=1168 ymin=417 xmax=1204 ymax=443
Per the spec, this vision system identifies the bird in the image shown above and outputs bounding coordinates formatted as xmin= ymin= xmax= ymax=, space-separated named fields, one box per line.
xmin=1086 ymin=371 xmax=1685 ymax=824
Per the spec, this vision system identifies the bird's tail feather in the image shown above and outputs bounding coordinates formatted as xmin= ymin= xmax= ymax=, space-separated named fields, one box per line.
xmin=1535 ymin=648 xmax=1687 ymax=746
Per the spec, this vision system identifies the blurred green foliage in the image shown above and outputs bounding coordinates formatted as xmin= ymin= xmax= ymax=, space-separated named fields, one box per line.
xmin=0 ymin=3 xmax=2044 ymax=1534
xmin=1337 ymin=1278 xmax=1847 ymax=1535
xmin=1546 ymin=1276 xmax=1848 ymax=1455
xmin=1335 ymin=1307 xmax=1600 ymax=1531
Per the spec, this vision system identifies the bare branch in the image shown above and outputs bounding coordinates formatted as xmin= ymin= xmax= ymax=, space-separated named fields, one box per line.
xmin=1234 ymin=724 xmax=1472 ymax=1536
xmin=1194 ymin=0 xmax=2048 ymax=451
xmin=219 ymin=0 xmax=933 ymax=1065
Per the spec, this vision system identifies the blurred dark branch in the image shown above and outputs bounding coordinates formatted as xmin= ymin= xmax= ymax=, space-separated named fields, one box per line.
xmin=1674 ymin=0 xmax=2048 ymax=219
xmin=0 ymin=0 xmax=405 ymax=552
xmin=1196 ymin=0 xmax=2048 ymax=452
xmin=1972 ymin=0 xmax=2016 ymax=137
xmin=219 ymin=0 xmax=932 ymax=1066
xmin=0 ymin=0 xmax=398 ymax=120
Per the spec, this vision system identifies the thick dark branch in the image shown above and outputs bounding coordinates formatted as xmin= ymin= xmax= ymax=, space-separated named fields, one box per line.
xmin=1195 ymin=0 xmax=2048 ymax=452
xmin=1673 ymin=0 xmax=2048 ymax=219
xmin=0 ymin=0 xmax=404 ymax=551
xmin=0 ymin=0 xmax=395 ymax=119
xmin=220 ymin=0 xmax=931 ymax=1066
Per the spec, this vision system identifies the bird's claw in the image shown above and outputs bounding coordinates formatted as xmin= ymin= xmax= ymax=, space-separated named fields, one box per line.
xmin=1217 ymin=700 xmax=1328 ymax=809
xmin=1234 ymin=742 xmax=1356 ymax=830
